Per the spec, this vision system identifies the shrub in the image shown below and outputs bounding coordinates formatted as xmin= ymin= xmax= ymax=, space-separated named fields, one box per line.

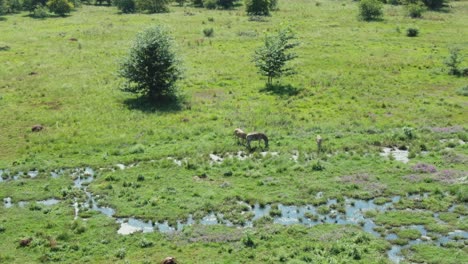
xmin=242 ymin=234 xmax=256 ymax=248
xmin=115 ymin=248 xmax=126 ymax=259
xmin=47 ymin=0 xmax=74 ymax=16
xmin=203 ymin=27 xmax=214 ymax=37
xmin=135 ymin=0 xmax=170 ymax=13
xmin=358 ymin=0 xmax=383 ymax=21
xmin=32 ymin=3 xmax=49 ymax=17
xmin=456 ymin=85 xmax=468 ymax=96
xmin=245 ymin=0 xmax=270 ymax=16
xmin=406 ymin=3 xmax=425 ymax=18
xmin=114 ymin=0 xmax=135 ymax=13
xmin=119 ymin=26 xmax=183 ymax=101
xmin=406 ymin=27 xmax=419 ymax=37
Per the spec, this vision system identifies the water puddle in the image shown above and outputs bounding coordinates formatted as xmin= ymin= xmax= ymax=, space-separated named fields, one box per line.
xmin=209 ymin=154 xmax=223 ymax=164
xmin=3 ymin=197 xmax=12 ymax=208
xmin=380 ymin=147 xmax=409 ymax=163
xmin=27 ymin=170 xmax=39 ymax=178
xmin=3 ymin=197 xmax=60 ymax=208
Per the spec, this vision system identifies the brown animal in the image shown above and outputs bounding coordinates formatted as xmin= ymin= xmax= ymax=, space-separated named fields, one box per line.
xmin=246 ymin=132 xmax=269 ymax=149
xmin=19 ymin=238 xmax=32 ymax=247
xmin=31 ymin=125 xmax=44 ymax=132
xmin=234 ymin=128 xmax=247 ymax=145
xmin=162 ymin=257 xmax=177 ymax=264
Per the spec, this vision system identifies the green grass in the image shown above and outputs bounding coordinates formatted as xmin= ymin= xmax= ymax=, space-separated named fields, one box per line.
xmin=1 ymin=1 xmax=467 ymax=263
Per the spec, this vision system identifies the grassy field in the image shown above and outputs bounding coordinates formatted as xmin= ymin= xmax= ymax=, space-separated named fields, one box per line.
xmin=0 ymin=0 xmax=467 ymax=263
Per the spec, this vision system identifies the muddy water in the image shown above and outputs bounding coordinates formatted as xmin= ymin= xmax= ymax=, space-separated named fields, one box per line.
xmin=380 ymin=147 xmax=409 ymax=163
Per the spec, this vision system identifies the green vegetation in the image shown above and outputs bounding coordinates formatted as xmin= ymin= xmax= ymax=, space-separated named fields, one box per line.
xmin=0 ymin=0 xmax=467 ymax=263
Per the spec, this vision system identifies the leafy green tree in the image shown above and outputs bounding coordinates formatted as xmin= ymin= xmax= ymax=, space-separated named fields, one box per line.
xmin=114 ymin=0 xmax=135 ymax=13
xmin=0 ymin=0 xmax=6 ymax=15
xmin=421 ymin=0 xmax=446 ymax=9
xmin=269 ymin=0 xmax=278 ymax=10
xmin=136 ymin=0 xmax=169 ymax=13
xmin=175 ymin=0 xmax=185 ymax=6
xmin=253 ymin=28 xmax=299 ymax=86
xmin=47 ymin=0 xmax=73 ymax=16
xmin=119 ymin=26 xmax=183 ymax=101
xmin=245 ymin=0 xmax=270 ymax=16
xmin=191 ymin=0 xmax=203 ymax=7
xmin=23 ymin=0 xmax=48 ymax=12
xmin=358 ymin=0 xmax=383 ymax=21
xmin=217 ymin=0 xmax=236 ymax=9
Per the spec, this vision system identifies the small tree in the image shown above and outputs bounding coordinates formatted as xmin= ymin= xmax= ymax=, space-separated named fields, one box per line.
xmin=119 ymin=26 xmax=183 ymax=101
xmin=444 ymin=48 xmax=464 ymax=76
xmin=253 ymin=28 xmax=299 ymax=86
xmin=47 ymin=0 xmax=73 ymax=16
xmin=136 ymin=0 xmax=170 ymax=13
xmin=358 ymin=0 xmax=383 ymax=21
xmin=245 ymin=0 xmax=270 ymax=16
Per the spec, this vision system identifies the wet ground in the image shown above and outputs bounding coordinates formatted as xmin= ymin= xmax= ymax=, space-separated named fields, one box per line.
xmin=1 ymin=151 xmax=466 ymax=263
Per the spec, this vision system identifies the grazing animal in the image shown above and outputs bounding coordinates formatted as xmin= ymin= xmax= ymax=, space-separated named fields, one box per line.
xmin=246 ymin=132 xmax=269 ymax=149
xmin=234 ymin=128 xmax=247 ymax=145
xmin=31 ymin=125 xmax=44 ymax=132
xmin=162 ymin=257 xmax=177 ymax=264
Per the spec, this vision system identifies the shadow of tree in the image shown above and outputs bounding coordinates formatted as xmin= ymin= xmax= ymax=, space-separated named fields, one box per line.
xmin=123 ymin=95 xmax=186 ymax=113
xmin=0 ymin=17 xmax=6 ymax=21
xmin=260 ymin=83 xmax=302 ymax=97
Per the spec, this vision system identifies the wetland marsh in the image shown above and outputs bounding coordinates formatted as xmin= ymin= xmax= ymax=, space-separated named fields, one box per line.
xmin=1 ymin=0 xmax=467 ymax=263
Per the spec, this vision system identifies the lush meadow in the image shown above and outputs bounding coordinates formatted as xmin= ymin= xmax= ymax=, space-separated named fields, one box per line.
xmin=0 ymin=0 xmax=467 ymax=263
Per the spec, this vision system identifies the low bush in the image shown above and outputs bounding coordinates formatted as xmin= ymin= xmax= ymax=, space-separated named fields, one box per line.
xmin=203 ymin=27 xmax=214 ymax=37
xmin=32 ymin=4 xmax=48 ymax=18
xmin=456 ymin=85 xmax=468 ymax=96
xmin=47 ymin=0 xmax=74 ymax=16
xmin=358 ymin=0 xmax=383 ymax=21
xmin=406 ymin=27 xmax=419 ymax=37
xmin=406 ymin=3 xmax=425 ymax=18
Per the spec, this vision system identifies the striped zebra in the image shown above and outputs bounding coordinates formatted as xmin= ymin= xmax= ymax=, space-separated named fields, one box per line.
xmin=246 ymin=132 xmax=269 ymax=149
xmin=234 ymin=128 xmax=247 ymax=145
